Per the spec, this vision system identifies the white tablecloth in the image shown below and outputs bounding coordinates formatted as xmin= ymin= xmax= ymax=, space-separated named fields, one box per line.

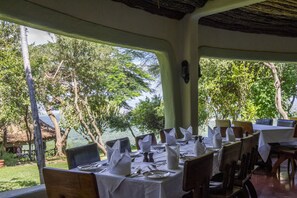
xmin=253 ymin=124 xmax=295 ymax=162
xmin=94 ymin=140 xmax=220 ymax=198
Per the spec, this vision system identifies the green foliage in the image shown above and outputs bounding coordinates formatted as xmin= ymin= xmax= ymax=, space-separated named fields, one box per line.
xmin=1 ymin=152 xmax=18 ymax=166
xmin=199 ymin=58 xmax=297 ymax=122
xmin=130 ymin=95 xmax=164 ymax=133
xmin=0 ymin=21 xmax=29 ymax=126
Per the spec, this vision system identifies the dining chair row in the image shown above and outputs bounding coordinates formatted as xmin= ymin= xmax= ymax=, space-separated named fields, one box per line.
xmin=182 ymin=132 xmax=260 ymax=198
xmin=65 ymin=134 xmax=158 ymax=169
xmin=215 ymin=120 xmax=254 ymax=135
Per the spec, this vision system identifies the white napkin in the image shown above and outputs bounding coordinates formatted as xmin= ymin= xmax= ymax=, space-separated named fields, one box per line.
xmin=138 ymin=135 xmax=152 ymax=153
xmin=106 ymin=140 xmax=121 ymax=162
xmin=208 ymin=126 xmax=215 ymax=139
xmin=226 ymin=127 xmax=236 ymax=142
xmin=108 ymin=149 xmax=131 ymax=176
xmin=194 ymin=140 xmax=206 ymax=157
xmin=165 ymin=128 xmax=177 ymax=146
xmin=165 ymin=144 xmax=180 ymax=169
xmin=179 ymin=126 xmax=192 ymax=142
xmin=213 ymin=130 xmax=222 ymax=148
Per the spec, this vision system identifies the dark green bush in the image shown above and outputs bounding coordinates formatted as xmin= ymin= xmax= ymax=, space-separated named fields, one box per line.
xmin=2 ymin=152 xmax=18 ymax=166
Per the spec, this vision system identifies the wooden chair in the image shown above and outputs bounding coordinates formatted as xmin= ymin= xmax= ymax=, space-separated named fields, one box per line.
xmin=105 ymin=137 xmax=131 ymax=153
xmin=243 ymin=132 xmax=260 ymax=198
xmin=234 ymin=136 xmax=255 ymax=197
xmin=183 ymin=152 xmax=214 ymax=198
xmin=43 ymin=167 xmax=99 ymax=198
xmin=255 ymin=118 xmax=273 ymax=126
xmin=233 ymin=121 xmax=254 ymax=135
xmin=216 ymin=127 xmax=243 ymax=138
xmin=277 ymin=119 xmax=296 ymax=127
xmin=135 ymin=133 xmax=157 ymax=150
xmin=209 ymin=142 xmax=242 ymax=198
xmin=160 ymin=128 xmax=174 ymax=143
xmin=215 ymin=120 xmax=231 ymax=128
xmin=271 ymin=124 xmax=297 ymax=179
xmin=66 ymin=143 xmax=100 ymax=169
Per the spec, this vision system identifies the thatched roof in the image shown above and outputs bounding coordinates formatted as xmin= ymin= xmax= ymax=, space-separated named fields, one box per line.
xmin=0 ymin=120 xmax=56 ymax=147
xmin=112 ymin=0 xmax=208 ymax=19
xmin=199 ymin=0 xmax=297 ymax=37
xmin=113 ymin=0 xmax=297 ymax=38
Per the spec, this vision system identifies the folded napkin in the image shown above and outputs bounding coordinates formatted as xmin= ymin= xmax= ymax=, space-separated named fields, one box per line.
xmin=109 ymin=149 xmax=131 ymax=176
xmin=208 ymin=126 xmax=214 ymax=139
xmin=138 ymin=135 xmax=152 ymax=153
xmin=212 ymin=130 xmax=222 ymax=148
xmin=179 ymin=126 xmax=192 ymax=142
xmin=194 ymin=139 xmax=206 ymax=157
xmin=165 ymin=128 xmax=177 ymax=146
xmin=165 ymin=144 xmax=180 ymax=169
xmin=226 ymin=127 xmax=236 ymax=142
xmin=207 ymin=126 xmax=220 ymax=145
xmin=106 ymin=140 xmax=121 ymax=162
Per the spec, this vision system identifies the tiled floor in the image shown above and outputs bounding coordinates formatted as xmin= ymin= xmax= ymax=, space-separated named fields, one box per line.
xmin=251 ymin=159 xmax=297 ymax=198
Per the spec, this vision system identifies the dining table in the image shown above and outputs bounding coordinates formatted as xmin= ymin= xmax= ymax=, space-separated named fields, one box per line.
xmin=75 ymin=138 xmax=223 ymax=198
xmin=253 ymin=124 xmax=296 ymax=162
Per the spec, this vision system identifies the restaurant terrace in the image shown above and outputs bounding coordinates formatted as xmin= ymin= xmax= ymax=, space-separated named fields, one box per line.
xmin=1 ymin=0 xmax=297 ymax=197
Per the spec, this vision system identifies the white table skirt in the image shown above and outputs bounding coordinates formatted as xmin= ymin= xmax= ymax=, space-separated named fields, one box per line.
xmin=253 ymin=124 xmax=295 ymax=162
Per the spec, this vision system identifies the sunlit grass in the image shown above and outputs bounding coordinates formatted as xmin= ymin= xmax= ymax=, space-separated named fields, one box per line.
xmin=0 ymin=160 xmax=68 ymax=192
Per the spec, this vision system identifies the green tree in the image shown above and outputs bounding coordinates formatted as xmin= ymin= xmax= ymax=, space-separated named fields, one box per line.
xmin=32 ymin=35 xmax=152 ymax=155
xmin=130 ymin=95 xmax=164 ymax=133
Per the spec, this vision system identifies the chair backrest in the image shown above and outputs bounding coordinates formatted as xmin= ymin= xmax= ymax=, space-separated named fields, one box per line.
xmin=66 ymin=143 xmax=100 ymax=169
xmin=183 ymin=152 xmax=214 ymax=198
xmin=237 ymin=136 xmax=254 ymax=179
xmin=215 ymin=119 xmax=231 ymax=127
xmin=216 ymin=126 xmax=243 ymax=138
xmin=233 ymin=121 xmax=254 ymax=134
xmin=135 ymin=133 xmax=157 ymax=150
xmin=219 ymin=142 xmax=242 ymax=191
xmin=160 ymin=128 xmax=174 ymax=143
xmin=43 ymin=167 xmax=99 ymax=198
xmin=293 ymin=124 xmax=297 ymax=138
xmin=249 ymin=132 xmax=260 ymax=172
xmin=277 ymin=119 xmax=296 ymax=127
xmin=256 ymin=118 xmax=273 ymax=125
xmin=105 ymin=137 xmax=131 ymax=153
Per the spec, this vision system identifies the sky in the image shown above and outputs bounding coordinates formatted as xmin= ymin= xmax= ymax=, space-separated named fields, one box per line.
xmin=27 ymin=27 xmax=54 ymax=45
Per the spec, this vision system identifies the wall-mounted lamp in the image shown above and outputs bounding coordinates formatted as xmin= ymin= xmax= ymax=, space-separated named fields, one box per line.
xmin=181 ymin=60 xmax=189 ymax=84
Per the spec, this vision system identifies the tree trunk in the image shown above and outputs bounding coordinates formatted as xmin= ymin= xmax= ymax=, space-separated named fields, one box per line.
xmin=24 ymin=107 xmax=33 ymax=161
xmin=20 ymin=25 xmax=45 ymax=183
xmin=45 ymin=106 xmax=64 ymax=156
xmin=264 ymin=62 xmax=288 ymax=119
xmin=72 ymin=74 xmax=107 ymax=155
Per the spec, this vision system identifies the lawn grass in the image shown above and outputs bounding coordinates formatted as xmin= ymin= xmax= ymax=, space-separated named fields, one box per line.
xmin=0 ymin=159 xmax=68 ymax=192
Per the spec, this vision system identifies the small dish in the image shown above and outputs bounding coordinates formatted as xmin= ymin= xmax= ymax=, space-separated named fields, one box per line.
xmin=179 ymin=155 xmax=196 ymax=164
xmin=130 ymin=151 xmax=142 ymax=157
xmin=152 ymin=144 xmax=165 ymax=150
xmin=77 ymin=164 xmax=104 ymax=172
xmin=143 ymin=170 xmax=170 ymax=179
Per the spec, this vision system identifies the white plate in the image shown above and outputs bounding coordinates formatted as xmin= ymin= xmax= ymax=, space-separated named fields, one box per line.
xmin=77 ymin=164 xmax=104 ymax=172
xmin=152 ymin=144 xmax=165 ymax=150
xmin=130 ymin=151 xmax=142 ymax=157
xmin=143 ymin=170 xmax=170 ymax=179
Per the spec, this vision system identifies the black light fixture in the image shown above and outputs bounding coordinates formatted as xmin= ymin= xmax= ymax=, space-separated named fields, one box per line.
xmin=181 ymin=60 xmax=189 ymax=84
